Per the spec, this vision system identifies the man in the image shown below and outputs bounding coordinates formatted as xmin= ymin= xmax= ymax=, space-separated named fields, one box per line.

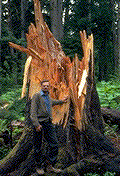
xmin=30 ymin=79 xmax=68 ymax=175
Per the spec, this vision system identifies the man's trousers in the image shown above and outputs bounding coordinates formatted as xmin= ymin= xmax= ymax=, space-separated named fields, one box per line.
xmin=33 ymin=120 xmax=58 ymax=167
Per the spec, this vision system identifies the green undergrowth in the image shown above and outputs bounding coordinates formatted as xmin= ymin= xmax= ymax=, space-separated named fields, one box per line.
xmin=96 ymin=79 xmax=120 ymax=110
xmin=0 ymin=86 xmax=22 ymax=106
xmin=96 ymin=78 xmax=120 ymax=139
xmin=0 ymin=87 xmax=26 ymax=131
xmin=84 ymin=172 xmax=116 ymax=176
xmin=0 ymin=86 xmax=26 ymax=159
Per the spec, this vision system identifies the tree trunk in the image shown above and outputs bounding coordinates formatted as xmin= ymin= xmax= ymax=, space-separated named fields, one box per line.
xmin=98 ymin=40 xmax=106 ymax=81
xmin=50 ymin=0 xmax=58 ymax=40
xmin=1 ymin=1 xmax=120 ymax=175
xmin=117 ymin=1 xmax=120 ymax=75
xmin=21 ymin=0 xmax=26 ymax=39
xmin=111 ymin=0 xmax=118 ymax=74
xmin=7 ymin=0 xmax=12 ymax=33
xmin=0 ymin=0 xmax=1 ymax=68
xmin=57 ymin=0 xmax=63 ymax=42
xmin=63 ymin=0 xmax=70 ymax=37
xmin=113 ymin=0 xmax=120 ymax=74
xmin=50 ymin=0 xmax=63 ymax=42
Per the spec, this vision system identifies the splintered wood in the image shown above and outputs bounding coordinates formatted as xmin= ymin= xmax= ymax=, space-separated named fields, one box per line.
xmin=9 ymin=0 xmax=94 ymax=130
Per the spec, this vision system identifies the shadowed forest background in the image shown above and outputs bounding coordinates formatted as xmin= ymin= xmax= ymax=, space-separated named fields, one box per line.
xmin=0 ymin=0 xmax=120 ymax=175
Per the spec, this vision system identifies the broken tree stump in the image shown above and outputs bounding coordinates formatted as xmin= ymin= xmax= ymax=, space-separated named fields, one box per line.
xmin=0 ymin=0 xmax=120 ymax=175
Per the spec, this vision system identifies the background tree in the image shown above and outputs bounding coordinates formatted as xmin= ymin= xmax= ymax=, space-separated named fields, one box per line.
xmin=50 ymin=0 xmax=63 ymax=42
xmin=116 ymin=0 xmax=120 ymax=74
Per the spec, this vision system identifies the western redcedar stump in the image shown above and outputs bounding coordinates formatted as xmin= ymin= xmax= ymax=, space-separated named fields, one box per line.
xmin=0 ymin=0 xmax=120 ymax=175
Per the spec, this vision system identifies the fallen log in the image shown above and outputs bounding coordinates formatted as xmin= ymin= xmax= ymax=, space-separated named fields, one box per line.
xmin=101 ymin=107 xmax=120 ymax=127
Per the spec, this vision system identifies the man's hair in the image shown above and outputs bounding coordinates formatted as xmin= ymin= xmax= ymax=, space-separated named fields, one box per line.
xmin=41 ymin=79 xmax=49 ymax=85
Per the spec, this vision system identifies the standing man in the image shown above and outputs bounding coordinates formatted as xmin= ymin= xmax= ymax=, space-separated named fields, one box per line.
xmin=30 ymin=79 xmax=67 ymax=175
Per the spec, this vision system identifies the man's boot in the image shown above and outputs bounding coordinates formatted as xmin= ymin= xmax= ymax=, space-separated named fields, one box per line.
xmin=46 ymin=164 xmax=62 ymax=173
xmin=36 ymin=167 xmax=45 ymax=175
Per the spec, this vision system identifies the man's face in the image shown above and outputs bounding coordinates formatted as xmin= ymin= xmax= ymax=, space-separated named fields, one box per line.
xmin=41 ymin=81 xmax=50 ymax=93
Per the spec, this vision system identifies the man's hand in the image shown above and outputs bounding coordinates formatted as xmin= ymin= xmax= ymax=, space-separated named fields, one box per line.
xmin=62 ymin=96 xmax=68 ymax=103
xmin=36 ymin=125 xmax=42 ymax=132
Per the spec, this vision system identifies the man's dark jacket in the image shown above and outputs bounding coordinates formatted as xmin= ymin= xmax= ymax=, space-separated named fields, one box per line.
xmin=30 ymin=92 xmax=64 ymax=128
